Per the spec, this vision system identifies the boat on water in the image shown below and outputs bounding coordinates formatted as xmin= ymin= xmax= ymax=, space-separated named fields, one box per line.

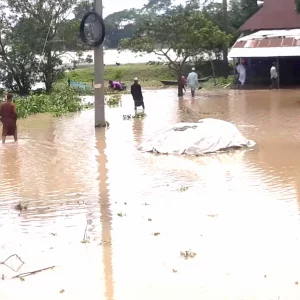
xmin=160 ymin=76 xmax=212 ymax=86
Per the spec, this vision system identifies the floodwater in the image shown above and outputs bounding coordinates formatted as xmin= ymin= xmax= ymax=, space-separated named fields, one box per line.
xmin=1 ymin=89 xmax=300 ymax=299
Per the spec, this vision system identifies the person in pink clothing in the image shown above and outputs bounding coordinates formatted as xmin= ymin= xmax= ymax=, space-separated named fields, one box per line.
xmin=108 ymin=80 xmax=123 ymax=91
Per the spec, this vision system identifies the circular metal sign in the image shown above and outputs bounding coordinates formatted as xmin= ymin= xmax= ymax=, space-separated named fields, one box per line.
xmin=80 ymin=11 xmax=106 ymax=47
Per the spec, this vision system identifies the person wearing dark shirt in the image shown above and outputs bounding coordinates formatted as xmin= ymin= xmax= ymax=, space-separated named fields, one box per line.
xmin=131 ymin=78 xmax=145 ymax=113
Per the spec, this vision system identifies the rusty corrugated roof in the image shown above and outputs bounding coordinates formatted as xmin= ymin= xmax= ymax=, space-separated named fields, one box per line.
xmin=240 ymin=0 xmax=300 ymax=31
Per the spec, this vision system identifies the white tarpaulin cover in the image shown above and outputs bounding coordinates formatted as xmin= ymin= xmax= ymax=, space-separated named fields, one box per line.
xmin=138 ymin=118 xmax=255 ymax=155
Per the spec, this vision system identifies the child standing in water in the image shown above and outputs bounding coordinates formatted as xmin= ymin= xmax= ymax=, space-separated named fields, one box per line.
xmin=0 ymin=93 xmax=17 ymax=144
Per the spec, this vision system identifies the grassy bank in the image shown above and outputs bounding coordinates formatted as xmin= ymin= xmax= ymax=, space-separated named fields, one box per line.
xmin=66 ymin=64 xmax=176 ymax=88
xmin=65 ymin=63 xmax=233 ymax=90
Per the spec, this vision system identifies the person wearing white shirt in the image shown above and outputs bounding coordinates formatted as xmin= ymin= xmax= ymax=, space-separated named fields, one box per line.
xmin=236 ymin=62 xmax=246 ymax=87
xmin=186 ymin=67 xmax=199 ymax=97
xmin=270 ymin=62 xmax=278 ymax=90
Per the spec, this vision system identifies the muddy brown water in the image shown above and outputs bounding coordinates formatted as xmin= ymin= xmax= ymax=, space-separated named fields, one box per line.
xmin=1 ymin=89 xmax=300 ymax=299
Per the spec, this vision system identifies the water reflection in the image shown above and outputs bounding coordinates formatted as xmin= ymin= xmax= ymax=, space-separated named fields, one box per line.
xmin=95 ymin=128 xmax=114 ymax=300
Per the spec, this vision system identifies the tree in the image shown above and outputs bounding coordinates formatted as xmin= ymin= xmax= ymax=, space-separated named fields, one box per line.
xmin=104 ymin=9 xmax=140 ymax=48
xmin=73 ymin=0 xmax=94 ymax=20
xmin=296 ymin=0 xmax=300 ymax=13
xmin=4 ymin=0 xmax=78 ymax=92
xmin=119 ymin=4 xmax=230 ymax=96
xmin=0 ymin=15 xmax=39 ymax=94
xmin=229 ymin=0 xmax=259 ymax=29
xmin=202 ymin=0 xmax=231 ymax=74
xmin=142 ymin=0 xmax=172 ymax=13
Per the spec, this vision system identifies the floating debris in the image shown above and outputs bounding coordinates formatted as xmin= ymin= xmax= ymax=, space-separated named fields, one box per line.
xmin=59 ymin=289 xmax=65 ymax=294
xmin=14 ymin=202 xmax=27 ymax=211
xmin=199 ymin=112 xmax=224 ymax=115
xmin=123 ymin=113 xmax=147 ymax=120
xmin=148 ymin=218 xmax=152 ymax=222
xmin=133 ymin=113 xmax=147 ymax=119
xmin=99 ymin=240 xmax=111 ymax=246
xmin=81 ymin=239 xmax=90 ymax=244
xmin=207 ymin=214 xmax=218 ymax=218
xmin=172 ymin=269 xmax=178 ymax=273
xmin=180 ymin=250 xmax=197 ymax=259
xmin=153 ymin=232 xmax=160 ymax=236
xmin=179 ymin=186 xmax=189 ymax=192
xmin=117 ymin=212 xmax=126 ymax=217
xmin=105 ymin=95 xmax=121 ymax=106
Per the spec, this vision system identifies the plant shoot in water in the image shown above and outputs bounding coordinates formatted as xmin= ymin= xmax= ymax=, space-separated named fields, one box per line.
xmin=180 ymin=250 xmax=197 ymax=259
xmin=179 ymin=186 xmax=188 ymax=192
xmin=105 ymin=95 xmax=121 ymax=106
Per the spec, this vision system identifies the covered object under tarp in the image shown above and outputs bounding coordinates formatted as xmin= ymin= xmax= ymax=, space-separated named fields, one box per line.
xmin=138 ymin=118 xmax=255 ymax=155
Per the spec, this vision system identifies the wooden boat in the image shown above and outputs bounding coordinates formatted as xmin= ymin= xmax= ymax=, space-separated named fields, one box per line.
xmin=160 ymin=76 xmax=212 ymax=86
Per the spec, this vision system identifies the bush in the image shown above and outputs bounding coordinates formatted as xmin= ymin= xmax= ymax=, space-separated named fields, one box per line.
xmin=15 ymin=87 xmax=83 ymax=118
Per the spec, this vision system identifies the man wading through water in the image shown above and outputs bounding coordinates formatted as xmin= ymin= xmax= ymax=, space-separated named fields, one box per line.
xmin=131 ymin=78 xmax=145 ymax=113
xmin=0 ymin=93 xmax=17 ymax=144
xmin=187 ymin=67 xmax=199 ymax=97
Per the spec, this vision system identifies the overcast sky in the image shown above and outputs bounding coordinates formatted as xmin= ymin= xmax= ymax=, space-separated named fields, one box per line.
xmin=102 ymin=0 xmax=185 ymax=17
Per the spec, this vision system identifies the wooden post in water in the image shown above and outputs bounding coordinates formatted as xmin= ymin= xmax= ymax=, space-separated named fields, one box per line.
xmin=94 ymin=0 xmax=105 ymax=127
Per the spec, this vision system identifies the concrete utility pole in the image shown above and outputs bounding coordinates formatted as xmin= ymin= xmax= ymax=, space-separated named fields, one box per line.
xmin=94 ymin=0 xmax=105 ymax=127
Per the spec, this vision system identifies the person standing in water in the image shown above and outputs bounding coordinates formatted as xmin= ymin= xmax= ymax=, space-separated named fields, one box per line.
xmin=179 ymin=75 xmax=187 ymax=94
xmin=236 ymin=61 xmax=246 ymax=87
xmin=187 ymin=67 xmax=198 ymax=97
xmin=0 ymin=93 xmax=17 ymax=144
xmin=131 ymin=78 xmax=145 ymax=113
xmin=270 ymin=62 xmax=278 ymax=90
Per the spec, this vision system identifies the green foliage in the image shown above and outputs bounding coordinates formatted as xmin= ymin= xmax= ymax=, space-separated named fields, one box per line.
xmin=229 ymin=0 xmax=260 ymax=30
xmin=15 ymin=87 xmax=83 ymax=118
xmin=119 ymin=4 xmax=231 ymax=74
xmin=105 ymin=95 xmax=121 ymax=106
xmin=67 ymin=64 xmax=176 ymax=84
xmin=296 ymin=0 xmax=300 ymax=13
xmin=102 ymin=0 xmax=172 ymax=48
xmin=73 ymin=1 xmax=94 ymax=20
xmin=114 ymin=69 xmax=123 ymax=81
xmin=0 ymin=16 xmax=39 ymax=95
xmin=0 ymin=0 xmax=84 ymax=94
